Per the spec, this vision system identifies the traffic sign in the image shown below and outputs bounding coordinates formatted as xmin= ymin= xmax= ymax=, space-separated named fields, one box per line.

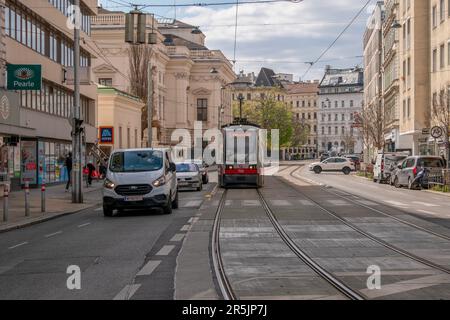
xmin=7 ymin=64 xmax=42 ymax=90
xmin=431 ymin=126 xmax=443 ymax=139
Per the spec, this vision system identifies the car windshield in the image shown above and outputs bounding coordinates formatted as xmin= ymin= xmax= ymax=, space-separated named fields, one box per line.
xmin=109 ymin=150 xmax=163 ymax=173
xmin=176 ymin=163 xmax=198 ymax=173
xmin=417 ymin=158 xmax=443 ymax=168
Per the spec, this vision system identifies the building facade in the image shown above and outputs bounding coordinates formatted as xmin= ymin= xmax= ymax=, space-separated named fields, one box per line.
xmin=318 ymin=67 xmax=364 ymax=155
xmin=284 ymin=82 xmax=319 ymax=158
xmin=363 ymin=2 xmax=384 ymax=160
xmin=91 ymin=9 xmax=235 ymax=147
xmin=430 ymin=0 xmax=450 ymax=160
xmin=97 ymin=87 xmax=143 ymax=155
xmin=0 ymin=0 xmax=98 ymax=189
xmin=398 ymin=0 xmax=431 ymax=156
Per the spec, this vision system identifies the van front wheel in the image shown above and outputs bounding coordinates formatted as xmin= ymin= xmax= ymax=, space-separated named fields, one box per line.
xmin=163 ymin=194 xmax=173 ymax=215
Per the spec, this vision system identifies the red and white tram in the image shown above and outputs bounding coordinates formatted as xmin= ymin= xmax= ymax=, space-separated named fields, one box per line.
xmin=218 ymin=120 xmax=264 ymax=188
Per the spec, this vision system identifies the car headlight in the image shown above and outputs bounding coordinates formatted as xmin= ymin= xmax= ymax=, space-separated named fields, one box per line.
xmin=153 ymin=176 xmax=166 ymax=187
xmin=104 ymin=179 xmax=116 ymax=189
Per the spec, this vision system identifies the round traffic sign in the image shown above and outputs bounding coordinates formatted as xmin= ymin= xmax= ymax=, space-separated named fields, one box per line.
xmin=431 ymin=126 xmax=443 ymax=139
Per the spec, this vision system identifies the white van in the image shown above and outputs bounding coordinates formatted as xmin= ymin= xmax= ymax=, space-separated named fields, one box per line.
xmin=102 ymin=148 xmax=178 ymax=216
xmin=373 ymin=151 xmax=409 ymax=184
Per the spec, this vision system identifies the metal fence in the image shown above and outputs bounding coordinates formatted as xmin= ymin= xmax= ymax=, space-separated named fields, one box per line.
xmin=427 ymin=169 xmax=450 ymax=188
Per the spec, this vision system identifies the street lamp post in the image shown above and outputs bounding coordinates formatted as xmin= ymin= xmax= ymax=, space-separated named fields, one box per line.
xmin=237 ymin=94 xmax=244 ymax=120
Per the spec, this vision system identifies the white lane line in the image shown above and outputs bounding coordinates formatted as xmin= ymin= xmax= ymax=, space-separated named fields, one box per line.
xmin=270 ymin=200 xmax=291 ymax=207
xmin=412 ymin=201 xmax=440 ymax=207
xmin=242 ymin=200 xmax=260 ymax=207
xmin=299 ymin=200 xmax=314 ymax=206
xmin=182 ymin=200 xmax=203 ymax=208
xmin=136 ymin=260 xmax=161 ymax=277
xmin=384 ymin=200 xmax=409 ymax=208
xmin=156 ymin=245 xmax=175 ymax=256
xmin=170 ymin=234 xmax=185 ymax=242
xmin=44 ymin=231 xmax=63 ymax=238
xmin=113 ymin=284 xmax=141 ymax=300
xmin=327 ymin=199 xmax=350 ymax=206
xmin=78 ymin=222 xmax=91 ymax=228
xmin=180 ymin=225 xmax=191 ymax=232
xmin=188 ymin=218 xmax=194 ymax=223
xmin=94 ymin=207 xmax=103 ymax=212
xmin=417 ymin=209 xmax=439 ymax=216
xmin=8 ymin=242 xmax=28 ymax=250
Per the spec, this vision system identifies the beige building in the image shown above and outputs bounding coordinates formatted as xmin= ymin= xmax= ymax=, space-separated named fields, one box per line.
xmin=430 ymin=0 xmax=450 ymax=159
xmin=91 ymin=9 xmax=235 ymax=147
xmin=398 ymin=0 xmax=431 ymax=155
xmin=0 ymin=0 xmax=98 ymax=189
xmin=284 ymin=82 xmax=319 ymax=158
xmin=97 ymin=87 xmax=143 ymax=155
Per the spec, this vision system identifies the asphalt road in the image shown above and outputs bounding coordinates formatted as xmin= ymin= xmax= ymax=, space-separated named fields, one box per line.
xmin=0 ymin=184 xmax=215 ymax=300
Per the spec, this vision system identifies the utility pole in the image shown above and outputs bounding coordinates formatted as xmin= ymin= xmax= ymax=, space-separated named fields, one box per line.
xmin=238 ymin=94 xmax=244 ymax=120
xmin=72 ymin=0 xmax=83 ymax=203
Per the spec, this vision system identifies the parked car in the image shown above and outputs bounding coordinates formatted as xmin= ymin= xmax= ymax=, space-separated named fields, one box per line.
xmin=373 ymin=152 xmax=409 ymax=184
xmin=102 ymin=148 xmax=178 ymax=217
xmin=176 ymin=163 xmax=203 ymax=191
xmin=309 ymin=157 xmax=355 ymax=175
xmin=193 ymin=160 xmax=209 ymax=184
xmin=393 ymin=156 xmax=444 ymax=189
xmin=343 ymin=155 xmax=362 ymax=170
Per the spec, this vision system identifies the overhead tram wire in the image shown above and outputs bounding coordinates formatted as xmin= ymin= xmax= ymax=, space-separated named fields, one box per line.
xmin=301 ymin=0 xmax=373 ymax=80
xmin=232 ymin=0 xmax=239 ymax=70
xmin=139 ymin=0 xmax=303 ymax=10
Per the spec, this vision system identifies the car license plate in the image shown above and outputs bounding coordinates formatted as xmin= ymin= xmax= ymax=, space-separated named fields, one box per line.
xmin=124 ymin=196 xmax=144 ymax=202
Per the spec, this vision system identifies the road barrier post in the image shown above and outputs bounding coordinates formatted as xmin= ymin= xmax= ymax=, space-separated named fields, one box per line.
xmin=41 ymin=180 xmax=46 ymax=213
xmin=3 ymin=184 xmax=9 ymax=222
xmin=25 ymin=181 xmax=30 ymax=217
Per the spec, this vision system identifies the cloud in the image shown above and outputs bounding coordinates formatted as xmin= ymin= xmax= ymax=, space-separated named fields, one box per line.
xmin=178 ymin=0 xmax=371 ymax=81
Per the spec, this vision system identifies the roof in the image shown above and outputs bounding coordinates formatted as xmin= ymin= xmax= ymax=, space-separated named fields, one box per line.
xmin=284 ymin=82 xmax=319 ymax=95
xmin=97 ymin=7 xmax=123 ymax=14
xmin=255 ymin=68 xmax=279 ymax=87
xmin=97 ymin=86 xmax=143 ymax=102
xmin=157 ymin=18 xmax=196 ymax=29
xmin=164 ymin=34 xmax=208 ymax=50
xmin=319 ymin=67 xmax=364 ymax=87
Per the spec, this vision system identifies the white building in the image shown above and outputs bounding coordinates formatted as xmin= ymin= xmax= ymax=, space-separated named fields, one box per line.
xmin=318 ymin=67 xmax=364 ymax=155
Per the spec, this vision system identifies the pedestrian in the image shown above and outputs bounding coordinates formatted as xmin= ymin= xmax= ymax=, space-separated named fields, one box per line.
xmin=87 ymin=162 xmax=96 ymax=186
xmin=65 ymin=152 xmax=72 ymax=192
xmin=99 ymin=162 xmax=107 ymax=179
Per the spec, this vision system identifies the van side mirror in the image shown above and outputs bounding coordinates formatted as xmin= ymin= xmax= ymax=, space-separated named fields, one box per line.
xmin=169 ymin=163 xmax=176 ymax=172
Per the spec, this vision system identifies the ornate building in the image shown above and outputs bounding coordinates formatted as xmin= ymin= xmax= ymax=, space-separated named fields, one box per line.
xmin=91 ymin=8 xmax=235 ymax=147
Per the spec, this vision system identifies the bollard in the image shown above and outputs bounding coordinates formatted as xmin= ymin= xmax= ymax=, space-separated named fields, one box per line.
xmin=25 ymin=181 xmax=30 ymax=217
xmin=3 ymin=184 xmax=9 ymax=222
xmin=41 ymin=180 xmax=46 ymax=213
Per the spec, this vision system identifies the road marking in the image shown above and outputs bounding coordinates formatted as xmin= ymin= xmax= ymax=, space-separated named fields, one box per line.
xmin=417 ymin=209 xmax=440 ymax=216
xmin=242 ymin=200 xmax=260 ymax=207
xmin=44 ymin=231 xmax=63 ymax=238
xmin=78 ymin=222 xmax=91 ymax=228
xmin=225 ymin=200 xmax=233 ymax=206
xmin=181 ymin=225 xmax=191 ymax=232
xmin=156 ymin=245 xmax=175 ymax=256
xmin=94 ymin=207 xmax=102 ymax=212
xmin=356 ymin=200 xmax=379 ymax=206
xmin=136 ymin=260 xmax=161 ymax=277
xmin=182 ymin=200 xmax=203 ymax=208
xmin=270 ymin=200 xmax=291 ymax=206
xmin=412 ymin=201 xmax=439 ymax=207
xmin=170 ymin=234 xmax=185 ymax=242
xmin=327 ymin=199 xmax=350 ymax=206
xmin=299 ymin=200 xmax=314 ymax=206
xmin=384 ymin=200 xmax=409 ymax=208
xmin=8 ymin=242 xmax=28 ymax=250
xmin=113 ymin=284 xmax=141 ymax=300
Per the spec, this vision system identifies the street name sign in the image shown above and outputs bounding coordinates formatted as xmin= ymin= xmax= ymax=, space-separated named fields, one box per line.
xmin=7 ymin=64 xmax=42 ymax=90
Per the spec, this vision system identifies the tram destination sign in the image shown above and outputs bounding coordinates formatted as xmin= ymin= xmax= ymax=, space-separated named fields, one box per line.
xmin=7 ymin=64 xmax=42 ymax=91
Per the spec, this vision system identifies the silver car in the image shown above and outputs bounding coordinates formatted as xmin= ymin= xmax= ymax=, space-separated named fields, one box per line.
xmin=103 ymin=148 xmax=178 ymax=216
xmin=176 ymin=163 xmax=203 ymax=191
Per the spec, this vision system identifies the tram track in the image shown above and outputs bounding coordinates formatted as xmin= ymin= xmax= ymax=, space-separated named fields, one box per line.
xmin=211 ymin=187 xmax=365 ymax=300
xmin=275 ymin=167 xmax=450 ymax=275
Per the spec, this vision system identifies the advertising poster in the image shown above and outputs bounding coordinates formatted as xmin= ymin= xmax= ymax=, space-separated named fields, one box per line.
xmin=21 ymin=141 xmax=37 ymax=184
xmin=38 ymin=141 xmax=45 ymax=185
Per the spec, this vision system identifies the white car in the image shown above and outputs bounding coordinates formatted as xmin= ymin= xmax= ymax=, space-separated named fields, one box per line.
xmin=309 ymin=157 xmax=355 ymax=175
xmin=176 ymin=163 xmax=203 ymax=191
xmin=103 ymin=148 xmax=178 ymax=216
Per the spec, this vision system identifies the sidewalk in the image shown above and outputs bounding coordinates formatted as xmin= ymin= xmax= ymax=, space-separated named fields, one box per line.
xmin=0 ymin=181 xmax=103 ymax=233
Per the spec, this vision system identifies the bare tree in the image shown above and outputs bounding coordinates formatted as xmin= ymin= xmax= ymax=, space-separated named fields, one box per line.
xmin=341 ymin=133 xmax=356 ymax=154
xmin=432 ymin=89 xmax=450 ymax=169
xmin=128 ymin=44 xmax=152 ymax=136
xmin=356 ymin=99 xmax=384 ymax=161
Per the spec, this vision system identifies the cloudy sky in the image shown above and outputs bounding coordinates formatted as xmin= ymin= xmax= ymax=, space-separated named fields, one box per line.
xmin=99 ymin=0 xmax=376 ymax=81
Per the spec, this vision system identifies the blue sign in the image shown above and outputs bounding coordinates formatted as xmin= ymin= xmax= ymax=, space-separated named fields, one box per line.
xmin=100 ymin=127 xmax=114 ymax=144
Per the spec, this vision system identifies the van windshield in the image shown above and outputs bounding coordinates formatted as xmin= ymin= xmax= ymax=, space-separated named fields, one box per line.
xmin=109 ymin=151 xmax=163 ymax=173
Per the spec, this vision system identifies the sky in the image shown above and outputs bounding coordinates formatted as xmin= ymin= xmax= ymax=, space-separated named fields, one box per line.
xmin=99 ymin=0 xmax=376 ymax=81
